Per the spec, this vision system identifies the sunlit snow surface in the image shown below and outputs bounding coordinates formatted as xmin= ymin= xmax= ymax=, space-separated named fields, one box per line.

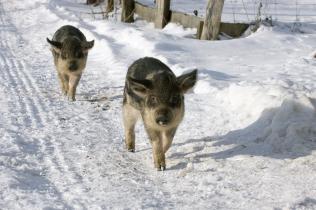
xmin=1 ymin=0 xmax=316 ymax=209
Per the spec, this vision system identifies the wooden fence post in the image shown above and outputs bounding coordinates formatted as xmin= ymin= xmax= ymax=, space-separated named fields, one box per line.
xmin=155 ymin=0 xmax=170 ymax=29
xmin=121 ymin=0 xmax=135 ymax=23
xmin=201 ymin=0 xmax=225 ymax=40
xmin=196 ymin=20 xmax=204 ymax=39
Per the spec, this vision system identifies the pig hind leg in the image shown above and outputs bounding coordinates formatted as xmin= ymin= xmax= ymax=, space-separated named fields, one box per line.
xmin=123 ymin=103 xmax=139 ymax=152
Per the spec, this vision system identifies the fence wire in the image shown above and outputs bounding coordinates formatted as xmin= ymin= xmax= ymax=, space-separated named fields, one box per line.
xmin=81 ymin=0 xmax=316 ymax=24
xmin=221 ymin=0 xmax=316 ymax=23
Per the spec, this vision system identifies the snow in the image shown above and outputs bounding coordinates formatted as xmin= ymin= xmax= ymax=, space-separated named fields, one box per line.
xmin=1 ymin=0 xmax=316 ymax=209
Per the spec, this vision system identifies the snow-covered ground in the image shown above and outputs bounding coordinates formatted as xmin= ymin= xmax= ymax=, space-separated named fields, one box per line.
xmin=1 ymin=0 xmax=316 ymax=209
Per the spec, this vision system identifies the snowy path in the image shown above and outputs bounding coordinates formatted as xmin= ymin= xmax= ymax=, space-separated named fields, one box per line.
xmin=1 ymin=0 xmax=316 ymax=209
xmin=0 ymin=1 xmax=181 ymax=209
xmin=0 ymin=2 xmax=167 ymax=209
xmin=0 ymin=2 xmax=89 ymax=207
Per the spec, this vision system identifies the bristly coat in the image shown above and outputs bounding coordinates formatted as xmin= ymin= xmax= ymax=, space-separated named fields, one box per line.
xmin=47 ymin=25 xmax=94 ymax=101
xmin=123 ymin=57 xmax=197 ymax=171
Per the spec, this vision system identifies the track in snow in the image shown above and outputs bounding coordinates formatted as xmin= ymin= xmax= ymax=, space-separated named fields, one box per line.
xmin=2 ymin=0 xmax=316 ymax=209
xmin=0 ymin=1 xmax=177 ymax=209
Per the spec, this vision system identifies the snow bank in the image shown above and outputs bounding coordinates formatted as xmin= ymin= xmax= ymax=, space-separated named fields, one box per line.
xmin=194 ymin=77 xmax=316 ymax=157
xmin=162 ymin=23 xmax=196 ymax=38
xmin=212 ymin=94 xmax=316 ymax=159
xmin=193 ymin=80 xmax=294 ymax=132
xmin=260 ymin=97 xmax=316 ymax=153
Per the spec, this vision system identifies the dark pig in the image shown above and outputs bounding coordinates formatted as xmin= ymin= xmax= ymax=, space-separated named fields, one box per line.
xmin=47 ymin=25 xmax=94 ymax=101
xmin=123 ymin=57 xmax=197 ymax=171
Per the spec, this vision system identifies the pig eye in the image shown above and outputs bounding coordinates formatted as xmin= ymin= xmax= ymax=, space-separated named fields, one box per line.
xmin=170 ymin=95 xmax=181 ymax=107
xmin=76 ymin=52 xmax=84 ymax=58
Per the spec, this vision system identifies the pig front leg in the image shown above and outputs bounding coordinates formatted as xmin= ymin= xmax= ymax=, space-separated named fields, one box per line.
xmin=68 ymin=74 xmax=81 ymax=101
xmin=57 ymin=72 xmax=69 ymax=96
xmin=123 ymin=103 xmax=139 ymax=152
xmin=147 ymin=128 xmax=166 ymax=171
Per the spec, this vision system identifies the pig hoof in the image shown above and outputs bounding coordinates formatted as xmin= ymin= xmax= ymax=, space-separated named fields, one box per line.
xmin=156 ymin=165 xmax=166 ymax=171
xmin=128 ymin=148 xmax=135 ymax=153
xmin=68 ymin=97 xmax=76 ymax=102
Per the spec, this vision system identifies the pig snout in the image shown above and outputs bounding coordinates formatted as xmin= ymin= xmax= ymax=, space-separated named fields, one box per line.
xmin=155 ymin=109 xmax=172 ymax=126
xmin=69 ymin=60 xmax=78 ymax=71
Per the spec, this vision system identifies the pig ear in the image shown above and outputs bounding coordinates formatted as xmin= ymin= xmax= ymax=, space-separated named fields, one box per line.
xmin=128 ymin=77 xmax=153 ymax=97
xmin=177 ymin=69 xmax=198 ymax=93
xmin=83 ymin=40 xmax=94 ymax=51
xmin=47 ymin=38 xmax=62 ymax=53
